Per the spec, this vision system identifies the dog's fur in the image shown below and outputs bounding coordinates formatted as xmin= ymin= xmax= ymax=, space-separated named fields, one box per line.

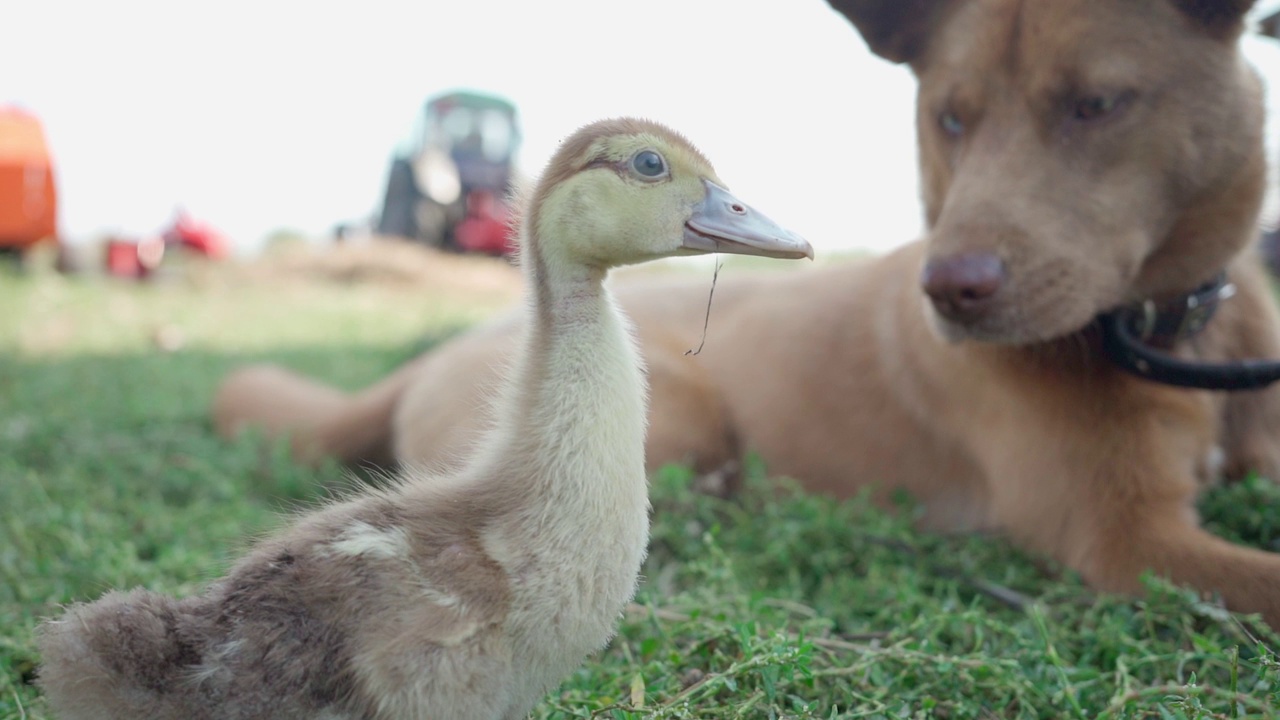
xmin=216 ymin=0 xmax=1280 ymax=624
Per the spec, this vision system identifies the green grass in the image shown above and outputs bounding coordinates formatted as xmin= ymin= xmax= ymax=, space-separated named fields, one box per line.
xmin=4 ymin=263 xmax=1280 ymax=719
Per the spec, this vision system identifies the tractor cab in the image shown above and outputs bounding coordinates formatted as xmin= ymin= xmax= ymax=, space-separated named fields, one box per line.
xmin=378 ymin=91 xmax=521 ymax=255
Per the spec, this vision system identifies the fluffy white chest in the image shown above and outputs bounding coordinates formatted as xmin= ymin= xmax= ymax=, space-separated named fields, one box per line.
xmin=483 ymin=457 xmax=650 ymax=703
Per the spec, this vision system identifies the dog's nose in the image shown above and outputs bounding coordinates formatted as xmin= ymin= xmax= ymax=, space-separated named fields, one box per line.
xmin=921 ymin=252 xmax=1007 ymax=323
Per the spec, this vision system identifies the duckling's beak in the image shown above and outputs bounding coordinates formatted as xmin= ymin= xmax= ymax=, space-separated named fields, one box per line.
xmin=682 ymin=180 xmax=814 ymax=260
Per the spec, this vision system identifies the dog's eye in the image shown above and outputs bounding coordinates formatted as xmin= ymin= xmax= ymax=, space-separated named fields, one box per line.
xmin=939 ymin=112 xmax=965 ymax=137
xmin=1071 ymin=92 xmax=1134 ymax=122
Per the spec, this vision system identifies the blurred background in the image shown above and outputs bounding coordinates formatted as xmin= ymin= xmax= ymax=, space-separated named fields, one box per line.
xmin=6 ymin=0 xmax=1280 ymax=272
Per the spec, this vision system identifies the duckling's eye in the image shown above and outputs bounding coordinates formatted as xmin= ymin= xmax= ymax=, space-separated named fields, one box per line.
xmin=630 ymin=150 xmax=667 ymax=179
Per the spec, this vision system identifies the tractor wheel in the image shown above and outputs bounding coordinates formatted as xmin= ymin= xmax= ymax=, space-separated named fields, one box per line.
xmin=0 ymin=246 xmax=24 ymax=271
xmin=377 ymin=158 xmax=420 ymax=240
xmin=414 ymin=200 xmax=453 ymax=249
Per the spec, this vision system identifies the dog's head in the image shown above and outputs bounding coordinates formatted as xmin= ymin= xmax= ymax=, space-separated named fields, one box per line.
xmin=829 ymin=0 xmax=1267 ymax=344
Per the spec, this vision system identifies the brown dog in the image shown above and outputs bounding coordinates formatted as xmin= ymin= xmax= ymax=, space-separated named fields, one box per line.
xmin=216 ymin=0 xmax=1280 ymax=624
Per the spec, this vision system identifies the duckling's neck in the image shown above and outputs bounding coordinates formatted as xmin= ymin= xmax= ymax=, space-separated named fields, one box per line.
xmin=472 ymin=233 xmax=650 ymax=651
xmin=486 ymin=235 xmax=650 ymax=513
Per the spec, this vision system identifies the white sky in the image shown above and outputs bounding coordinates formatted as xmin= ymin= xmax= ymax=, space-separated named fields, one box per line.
xmin=6 ymin=1 xmax=1280 ymax=256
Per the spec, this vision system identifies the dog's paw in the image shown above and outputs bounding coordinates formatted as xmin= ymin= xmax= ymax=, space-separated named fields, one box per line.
xmin=691 ymin=460 xmax=742 ymax=499
xmin=1220 ymin=439 xmax=1280 ymax=484
xmin=1195 ymin=445 xmax=1227 ymax=489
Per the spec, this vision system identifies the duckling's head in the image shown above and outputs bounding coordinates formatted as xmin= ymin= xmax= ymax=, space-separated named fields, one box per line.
xmin=527 ymin=117 xmax=812 ymax=269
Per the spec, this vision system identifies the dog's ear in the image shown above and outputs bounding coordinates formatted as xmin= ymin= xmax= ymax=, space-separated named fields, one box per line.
xmin=824 ymin=0 xmax=950 ymax=63
xmin=1169 ymin=0 xmax=1257 ymax=35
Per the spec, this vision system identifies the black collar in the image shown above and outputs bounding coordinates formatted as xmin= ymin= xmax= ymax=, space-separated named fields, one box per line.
xmin=1098 ymin=272 xmax=1280 ymax=390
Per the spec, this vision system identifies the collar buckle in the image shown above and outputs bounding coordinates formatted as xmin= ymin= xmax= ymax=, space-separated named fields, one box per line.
xmin=1124 ymin=273 xmax=1232 ymax=347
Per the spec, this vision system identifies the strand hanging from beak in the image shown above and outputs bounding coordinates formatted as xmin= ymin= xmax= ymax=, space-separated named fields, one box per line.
xmin=686 ymin=256 xmax=724 ymax=356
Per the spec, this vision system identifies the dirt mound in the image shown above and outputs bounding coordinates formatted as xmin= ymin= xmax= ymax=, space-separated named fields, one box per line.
xmin=261 ymin=239 xmax=519 ymax=290
xmin=195 ymin=239 xmax=523 ymax=304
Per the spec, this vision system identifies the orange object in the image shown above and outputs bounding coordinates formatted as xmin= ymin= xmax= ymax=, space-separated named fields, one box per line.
xmin=0 ymin=106 xmax=58 ymax=250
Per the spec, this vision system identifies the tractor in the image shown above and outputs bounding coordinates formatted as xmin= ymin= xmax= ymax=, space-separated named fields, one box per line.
xmin=377 ymin=90 xmax=521 ymax=256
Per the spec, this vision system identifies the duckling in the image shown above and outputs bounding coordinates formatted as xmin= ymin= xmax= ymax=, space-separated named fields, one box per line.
xmin=36 ymin=117 xmax=813 ymax=720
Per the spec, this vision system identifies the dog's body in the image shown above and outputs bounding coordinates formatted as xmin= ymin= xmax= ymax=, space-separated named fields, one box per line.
xmin=216 ymin=0 xmax=1280 ymax=623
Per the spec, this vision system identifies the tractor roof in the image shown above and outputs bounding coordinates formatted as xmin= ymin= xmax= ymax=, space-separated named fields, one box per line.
xmin=426 ymin=90 xmax=517 ymax=117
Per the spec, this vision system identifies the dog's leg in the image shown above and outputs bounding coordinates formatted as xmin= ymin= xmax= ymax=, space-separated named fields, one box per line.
xmin=1067 ymin=498 xmax=1280 ymax=627
xmin=642 ymin=336 xmax=740 ymax=486
xmin=1214 ymin=261 xmax=1280 ymax=480
xmin=977 ymin=381 xmax=1280 ymax=625
xmin=1221 ymin=384 xmax=1280 ymax=481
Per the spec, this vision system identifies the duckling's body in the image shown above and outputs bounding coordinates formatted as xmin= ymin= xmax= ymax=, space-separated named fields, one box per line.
xmin=37 ymin=117 xmax=810 ymax=720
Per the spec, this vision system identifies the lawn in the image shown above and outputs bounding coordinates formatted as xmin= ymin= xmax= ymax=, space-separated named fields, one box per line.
xmin=3 ymin=246 xmax=1280 ymax=719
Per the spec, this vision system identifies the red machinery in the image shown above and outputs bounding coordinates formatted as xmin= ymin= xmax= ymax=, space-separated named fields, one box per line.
xmin=0 ymin=106 xmax=58 ymax=257
xmin=453 ymin=190 xmax=515 ymax=256
xmin=105 ymin=209 xmax=231 ymax=279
